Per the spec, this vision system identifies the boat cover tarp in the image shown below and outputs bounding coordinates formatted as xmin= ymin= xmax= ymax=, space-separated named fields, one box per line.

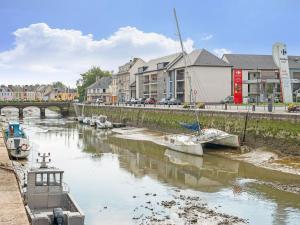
xmin=179 ymin=122 xmax=200 ymax=131
xmin=5 ymin=122 xmax=24 ymax=138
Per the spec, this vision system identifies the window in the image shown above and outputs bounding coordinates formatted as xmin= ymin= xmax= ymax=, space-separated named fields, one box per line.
xmin=138 ymin=66 xmax=148 ymax=73
xmin=176 ymin=70 xmax=185 ymax=81
xmin=157 ymin=63 xmax=164 ymax=70
xmin=36 ymin=173 xmax=48 ymax=186
xmin=103 ymin=89 xmax=106 ymax=93
xmin=49 ymin=173 xmax=61 ymax=186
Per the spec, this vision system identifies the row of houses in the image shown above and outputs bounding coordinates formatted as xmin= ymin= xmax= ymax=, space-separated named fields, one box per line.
xmin=0 ymin=85 xmax=78 ymax=101
xmin=87 ymin=48 xmax=300 ymax=104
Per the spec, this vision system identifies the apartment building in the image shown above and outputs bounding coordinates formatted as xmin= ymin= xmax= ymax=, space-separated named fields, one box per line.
xmin=113 ymin=58 xmax=145 ymax=102
xmin=11 ymin=85 xmax=37 ymax=100
xmin=0 ymin=85 xmax=13 ymax=101
xmin=86 ymin=76 xmax=112 ymax=103
xmin=136 ymin=49 xmax=232 ymax=103
xmin=167 ymin=49 xmax=232 ymax=103
xmin=136 ymin=53 xmax=182 ymax=100
xmin=222 ymin=54 xmax=300 ymax=102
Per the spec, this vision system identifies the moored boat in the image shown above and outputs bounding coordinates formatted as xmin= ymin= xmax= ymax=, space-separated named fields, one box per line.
xmin=3 ymin=121 xmax=30 ymax=159
xmin=82 ymin=117 xmax=91 ymax=125
xmin=77 ymin=116 xmax=84 ymax=123
xmin=163 ymin=134 xmax=203 ymax=156
xmin=95 ymin=115 xmax=113 ymax=129
xmin=89 ymin=115 xmax=98 ymax=126
xmin=163 ymin=124 xmax=240 ymax=156
xmin=24 ymin=153 xmax=85 ymax=225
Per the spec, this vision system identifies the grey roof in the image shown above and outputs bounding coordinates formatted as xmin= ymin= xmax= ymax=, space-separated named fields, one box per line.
xmin=223 ymin=54 xmax=277 ymax=70
xmin=140 ymin=52 xmax=182 ymax=73
xmin=223 ymin=54 xmax=300 ymax=70
xmin=168 ymin=49 xmax=230 ymax=70
xmin=87 ymin=76 xmax=112 ymax=89
xmin=0 ymin=85 xmax=12 ymax=92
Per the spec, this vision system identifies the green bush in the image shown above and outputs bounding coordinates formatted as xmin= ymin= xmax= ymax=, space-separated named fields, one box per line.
xmin=182 ymin=102 xmax=189 ymax=108
xmin=196 ymin=102 xmax=205 ymax=109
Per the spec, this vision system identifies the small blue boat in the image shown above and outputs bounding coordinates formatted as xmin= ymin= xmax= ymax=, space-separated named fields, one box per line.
xmin=3 ymin=121 xmax=30 ymax=159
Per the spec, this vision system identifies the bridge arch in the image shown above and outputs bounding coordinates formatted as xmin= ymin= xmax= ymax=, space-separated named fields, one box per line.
xmin=0 ymin=101 xmax=70 ymax=119
xmin=0 ymin=106 xmax=19 ymax=116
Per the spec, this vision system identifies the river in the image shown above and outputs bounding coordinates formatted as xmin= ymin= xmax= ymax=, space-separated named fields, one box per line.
xmin=2 ymin=107 xmax=300 ymax=225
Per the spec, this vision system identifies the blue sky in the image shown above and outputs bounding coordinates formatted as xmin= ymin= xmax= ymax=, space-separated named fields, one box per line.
xmin=0 ymin=0 xmax=300 ymax=85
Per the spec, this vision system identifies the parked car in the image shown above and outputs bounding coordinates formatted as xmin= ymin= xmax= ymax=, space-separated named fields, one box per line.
xmin=137 ymin=97 xmax=147 ymax=104
xmin=145 ymin=97 xmax=156 ymax=104
xmin=221 ymin=96 xmax=234 ymax=104
xmin=158 ymin=97 xmax=170 ymax=105
xmin=96 ymin=98 xmax=104 ymax=104
xmin=168 ymin=98 xmax=181 ymax=105
xmin=130 ymin=98 xmax=138 ymax=104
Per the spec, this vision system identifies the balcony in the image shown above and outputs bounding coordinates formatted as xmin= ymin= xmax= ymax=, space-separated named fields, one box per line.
xmin=176 ymin=88 xmax=185 ymax=93
xmin=243 ymin=79 xmax=280 ymax=84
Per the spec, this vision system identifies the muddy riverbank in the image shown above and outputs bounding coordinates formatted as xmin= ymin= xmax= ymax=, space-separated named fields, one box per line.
xmin=5 ymin=117 xmax=299 ymax=225
xmin=75 ymin=105 xmax=300 ymax=157
xmin=112 ymin=127 xmax=300 ymax=179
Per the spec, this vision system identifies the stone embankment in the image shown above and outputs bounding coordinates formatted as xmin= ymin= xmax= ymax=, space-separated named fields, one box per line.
xmin=0 ymin=132 xmax=29 ymax=225
xmin=76 ymin=105 xmax=300 ymax=156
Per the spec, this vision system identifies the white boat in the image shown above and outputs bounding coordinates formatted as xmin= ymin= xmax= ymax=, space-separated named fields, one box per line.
xmin=82 ymin=117 xmax=91 ymax=125
xmin=95 ymin=115 xmax=113 ymax=129
xmin=0 ymin=112 xmax=6 ymax=122
xmin=89 ymin=115 xmax=98 ymax=126
xmin=197 ymin=128 xmax=240 ymax=148
xmin=24 ymin=153 xmax=85 ymax=225
xmin=163 ymin=134 xmax=203 ymax=156
xmin=77 ymin=116 xmax=84 ymax=123
xmin=162 ymin=12 xmax=240 ymax=157
xmin=3 ymin=121 xmax=31 ymax=159
xmin=163 ymin=128 xmax=239 ymax=156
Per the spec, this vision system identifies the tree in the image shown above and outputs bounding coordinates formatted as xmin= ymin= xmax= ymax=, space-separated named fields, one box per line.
xmin=77 ymin=66 xmax=112 ymax=101
xmin=52 ymin=81 xmax=66 ymax=89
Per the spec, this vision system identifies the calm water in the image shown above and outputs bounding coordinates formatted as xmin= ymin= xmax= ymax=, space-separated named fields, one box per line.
xmin=3 ymin=108 xmax=300 ymax=225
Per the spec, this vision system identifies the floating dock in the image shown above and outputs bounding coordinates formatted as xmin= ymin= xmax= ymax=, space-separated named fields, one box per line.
xmin=0 ymin=132 xmax=29 ymax=225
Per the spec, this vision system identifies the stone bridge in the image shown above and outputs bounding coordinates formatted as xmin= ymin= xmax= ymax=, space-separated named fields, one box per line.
xmin=0 ymin=101 xmax=71 ymax=118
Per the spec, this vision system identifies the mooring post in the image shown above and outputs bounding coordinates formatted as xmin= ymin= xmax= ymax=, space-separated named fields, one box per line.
xmin=40 ymin=107 xmax=46 ymax=119
xmin=18 ymin=108 xmax=23 ymax=119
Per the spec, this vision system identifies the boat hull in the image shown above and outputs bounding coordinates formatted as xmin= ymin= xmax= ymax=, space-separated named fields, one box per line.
xmin=163 ymin=135 xmax=203 ymax=156
xmin=9 ymin=147 xmax=31 ymax=159
xmin=96 ymin=121 xmax=113 ymax=129
xmin=209 ymin=134 xmax=240 ymax=148
xmin=5 ymin=138 xmax=31 ymax=159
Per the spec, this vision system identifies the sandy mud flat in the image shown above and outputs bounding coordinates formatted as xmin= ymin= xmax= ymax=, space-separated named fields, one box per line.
xmin=132 ymin=190 xmax=248 ymax=225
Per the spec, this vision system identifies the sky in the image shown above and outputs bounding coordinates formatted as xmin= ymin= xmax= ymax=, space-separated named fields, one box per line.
xmin=0 ymin=0 xmax=300 ymax=86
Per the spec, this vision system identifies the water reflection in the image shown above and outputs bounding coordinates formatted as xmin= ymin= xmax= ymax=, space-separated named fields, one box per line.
xmin=7 ymin=118 xmax=300 ymax=225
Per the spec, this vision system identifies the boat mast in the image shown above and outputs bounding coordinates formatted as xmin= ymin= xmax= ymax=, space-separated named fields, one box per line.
xmin=173 ymin=8 xmax=192 ymax=106
xmin=174 ymin=8 xmax=201 ymax=134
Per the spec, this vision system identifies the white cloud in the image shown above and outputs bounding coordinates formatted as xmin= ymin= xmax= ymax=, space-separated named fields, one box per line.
xmin=0 ymin=23 xmax=194 ymax=86
xmin=200 ymin=33 xmax=213 ymax=41
xmin=213 ymin=48 xmax=232 ymax=58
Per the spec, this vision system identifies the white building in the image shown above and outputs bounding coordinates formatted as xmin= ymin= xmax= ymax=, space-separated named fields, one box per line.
xmin=167 ymin=49 xmax=232 ymax=103
xmin=113 ymin=58 xmax=145 ymax=102
xmin=0 ymin=85 xmax=13 ymax=101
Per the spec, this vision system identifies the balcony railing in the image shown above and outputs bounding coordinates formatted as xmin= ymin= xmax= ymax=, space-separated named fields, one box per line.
xmin=176 ymin=88 xmax=185 ymax=93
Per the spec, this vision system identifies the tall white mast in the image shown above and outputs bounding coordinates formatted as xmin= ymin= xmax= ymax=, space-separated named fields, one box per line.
xmin=173 ymin=8 xmax=192 ymax=105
